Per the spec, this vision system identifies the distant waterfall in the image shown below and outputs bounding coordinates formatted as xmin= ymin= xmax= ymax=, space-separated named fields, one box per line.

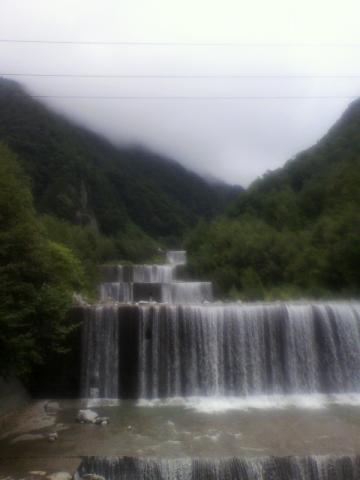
xmin=162 ymin=282 xmax=213 ymax=304
xmin=81 ymin=302 xmax=360 ymax=399
xmin=77 ymin=455 xmax=360 ymax=480
xmin=100 ymin=281 xmax=212 ymax=304
xmin=100 ymin=265 xmax=174 ymax=283
xmin=100 ymin=283 xmax=132 ymax=303
xmin=132 ymin=265 xmax=174 ymax=283
xmin=98 ymin=251 xmax=212 ymax=304
xmin=166 ymin=250 xmax=186 ymax=265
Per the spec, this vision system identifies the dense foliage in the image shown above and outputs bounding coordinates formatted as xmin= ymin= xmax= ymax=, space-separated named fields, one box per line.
xmin=0 ymin=80 xmax=239 ymax=378
xmin=0 ymin=144 xmax=85 ymax=376
xmin=0 ymin=78 xmax=236 ymax=241
xmin=187 ymin=100 xmax=360 ymax=299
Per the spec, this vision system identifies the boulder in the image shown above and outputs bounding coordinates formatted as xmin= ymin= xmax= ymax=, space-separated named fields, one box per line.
xmin=45 ymin=401 xmax=60 ymax=415
xmin=81 ymin=475 xmax=105 ymax=480
xmin=94 ymin=416 xmax=110 ymax=425
xmin=47 ymin=432 xmax=58 ymax=442
xmin=46 ymin=473 xmax=72 ymax=480
xmin=76 ymin=409 xmax=98 ymax=423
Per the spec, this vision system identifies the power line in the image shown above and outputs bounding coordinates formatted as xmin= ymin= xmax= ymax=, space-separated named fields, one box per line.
xmin=31 ymin=95 xmax=358 ymax=100
xmin=1 ymin=39 xmax=360 ymax=47
xmin=2 ymin=73 xmax=360 ymax=79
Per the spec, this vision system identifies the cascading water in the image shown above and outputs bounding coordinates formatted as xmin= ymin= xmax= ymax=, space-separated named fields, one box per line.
xmin=81 ymin=302 xmax=360 ymax=399
xmin=77 ymin=455 xmax=360 ymax=480
xmin=132 ymin=265 xmax=174 ymax=283
xmin=78 ymin=250 xmax=360 ymax=480
xmin=100 ymin=282 xmax=133 ymax=303
xmin=98 ymin=250 xmax=212 ymax=304
xmin=166 ymin=250 xmax=187 ymax=265
xmin=162 ymin=282 xmax=213 ymax=304
xmin=81 ymin=304 xmax=119 ymax=399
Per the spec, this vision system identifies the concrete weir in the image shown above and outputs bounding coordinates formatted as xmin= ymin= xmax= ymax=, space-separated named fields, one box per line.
xmin=76 ymin=455 xmax=360 ymax=480
xmin=3 ymin=251 xmax=360 ymax=479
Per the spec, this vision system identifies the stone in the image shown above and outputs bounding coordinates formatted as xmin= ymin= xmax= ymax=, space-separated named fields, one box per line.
xmin=76 ymin=409 xmax=98 ymax=423
xmin=81 ymin=475 xmax=105 ymax=480
xmin=94 ymin=416 xmax=110 ymax=425
xmin=29 ymin=472 xmax=47 ymax=477
xmin=126 ymin=425 xmax=133 ymax=431
xmin=47 ymin=432 xmax=58 ymax=442
xmin=46 ymin=473 xmax=72 ymax=480
xmin=45 ymin=401 xmax=60 ymax=415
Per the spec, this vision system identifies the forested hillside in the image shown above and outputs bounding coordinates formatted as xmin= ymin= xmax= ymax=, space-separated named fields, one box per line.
xmin=0 ymin=78 xmax=234 ymax=240
xmin=0 ymin=78 xmax=239 ymax=378
xmin=187 ymin=99 xmax=360 ymax=299
xmin=0 ymin=143 xmax=85 ymax=376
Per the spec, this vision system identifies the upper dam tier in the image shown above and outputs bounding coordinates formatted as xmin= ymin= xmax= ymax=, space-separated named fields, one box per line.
xmin=98 ymin=251 xmax=213 ymax=304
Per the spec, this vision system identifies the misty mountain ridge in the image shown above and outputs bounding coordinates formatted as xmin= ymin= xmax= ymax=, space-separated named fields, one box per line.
xmin=0 ymin=78 xmax=237 ymax=240
xmin=187 ymin=95 xmax=360 ymax=297
xmin=230 ymin=96 xmax=360 ymax=228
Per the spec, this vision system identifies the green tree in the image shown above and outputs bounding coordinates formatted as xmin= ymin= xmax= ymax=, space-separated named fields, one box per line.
xmin=0 ymin=143 xmax=84 ymax=377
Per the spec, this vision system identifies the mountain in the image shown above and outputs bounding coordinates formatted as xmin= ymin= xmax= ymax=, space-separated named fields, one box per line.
xmin=0 ymin=78 xmax=237 ymax=240
xmin=187 ymin=99 xmax=360 ymax=298
xmin=230 ymin=99 xmax=360 ymax=229
xmin=202 ymin=174 xmax=244 ymax=204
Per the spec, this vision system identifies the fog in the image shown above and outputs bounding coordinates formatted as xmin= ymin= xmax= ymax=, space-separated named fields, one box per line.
xmin=1 ymin=0 xmax=360 ymax=185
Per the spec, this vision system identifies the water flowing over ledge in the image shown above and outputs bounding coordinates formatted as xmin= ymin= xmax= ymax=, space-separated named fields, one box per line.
xmin=76 ymin=455 xmax=360 ymax=480
xmin=81 ymin=302 xmax=360 ymax=400
xmin=166 ymin=250 xmax=186 ymax=265
xmin=100 ymin=281 xmax=213 ymax=304
xmin=99 ymin=251 xmax=213 ymax=304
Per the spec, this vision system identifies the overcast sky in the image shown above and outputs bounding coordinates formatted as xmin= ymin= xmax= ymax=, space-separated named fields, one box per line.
xmin=1 ymin=0 xmax=360 ymax=186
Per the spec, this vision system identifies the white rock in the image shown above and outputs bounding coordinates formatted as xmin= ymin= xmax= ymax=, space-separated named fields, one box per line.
xmin=47 ymin=432 xmax=58 ymax=442
xmin=76 ymin=409 xmax=98 ymax=423
xmin=45 ymin=401 xmax=60 ymax=414
xmin=81 ymin=475 xmax=105 ymax=480
xmin=46 ymin=472 xmax=72 ymax=480
xmin=94 ymin=416 xmax=110 ymax=425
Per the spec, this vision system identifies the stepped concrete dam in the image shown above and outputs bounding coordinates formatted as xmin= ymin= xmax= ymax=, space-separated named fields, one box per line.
xmin=2 ymin=251 xmax=360 ymax=479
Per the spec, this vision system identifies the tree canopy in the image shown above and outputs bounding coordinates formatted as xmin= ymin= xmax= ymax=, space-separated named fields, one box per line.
xmin=187 ymin=99 xmax=360 ymax=300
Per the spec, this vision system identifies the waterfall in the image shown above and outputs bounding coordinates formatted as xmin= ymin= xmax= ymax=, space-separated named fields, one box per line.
xmin=77 ymin=455 xmax=360 ymax=480
xmin=100 ymin=265 xmax=174 ymax=284
xmin=98 ymin=251 xmax=211 ymax=304
xmin=81 ymin=305 xmax=119 ymax=398
xmin=81 ymin=302 xmax=360 ymax=399
xmin=166 ymin=250 xmax=186 ymax=265
xmin=139 ymin=303 xmax=360 ymax=398
xmin=162 ymin=282 xmax=213 ymax=304
xmin=132 ymin=265 xmax=174 ymax=283
xmin=100 ymin=282 xmax=133 ymax=303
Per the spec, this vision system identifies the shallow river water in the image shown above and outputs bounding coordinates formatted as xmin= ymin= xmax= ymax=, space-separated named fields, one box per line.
xmin=2 ymin=395 xmax=360 ymax=474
